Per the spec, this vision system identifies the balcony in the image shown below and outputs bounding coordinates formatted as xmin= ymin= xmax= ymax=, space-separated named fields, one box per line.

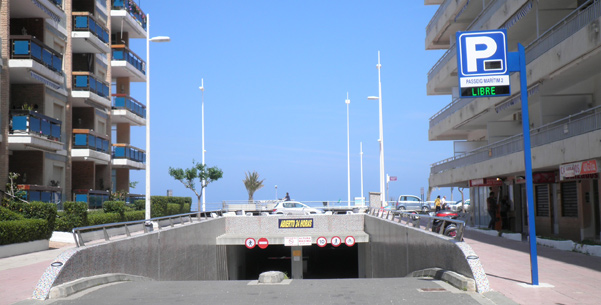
xmin=71 ymin=72 xmax=111 ymax=108
xmin=425 ymin=0 xmax=487 ymax=50
xmin=9 ymin=36 xmax=64 ymax=91
xmin=111 ymin=45 xmax=146 ymax=82
xmin=430 ymin=106 xmax=601 ymax=187
xmin=18 ymin=184 xmax=62 ymax=207
xmin=72 ymin=13 xmax=110 ymax=53
xmin=112 ymin=144 xmax=145 ymax=170
xmin=9 ymin=110 xmax=63 ymax=152
xmin=73 ymin=189 xmax=110 ymax=209
xmin=9 ymin=0 xmax=66 ymax=32
xmin=110 ymin=0 xmax=147 ymax=39
xmin=72 ymin=129 xmax=111 ymax=164
xmin=111 ymin=94 xmax=146 ymax=126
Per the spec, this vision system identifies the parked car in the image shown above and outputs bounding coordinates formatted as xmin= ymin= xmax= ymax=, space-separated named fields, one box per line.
xmin=448 ymin=199 xmax=471 ymax=212
xmin=395 ymin=195 xmax=427 ymax=211
xmin=272 ymin=201 xmax=323 ymax=215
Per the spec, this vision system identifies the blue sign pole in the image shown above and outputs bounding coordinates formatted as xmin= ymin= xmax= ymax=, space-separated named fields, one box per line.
xmin=508 ymin=43 xmax=539 ymax=285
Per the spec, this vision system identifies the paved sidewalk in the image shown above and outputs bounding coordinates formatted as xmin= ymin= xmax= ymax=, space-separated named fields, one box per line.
xmin=463 ymin=229 xmax=601 ymax=304
xmin=0 ymin=243 xmax=75 ymax=305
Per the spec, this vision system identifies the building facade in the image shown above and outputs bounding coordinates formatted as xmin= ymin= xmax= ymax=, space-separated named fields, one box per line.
xmin=0 ymin=0 xmax=147 ymax=209
xmin=425 ymin=0 xmax=601 ymax=242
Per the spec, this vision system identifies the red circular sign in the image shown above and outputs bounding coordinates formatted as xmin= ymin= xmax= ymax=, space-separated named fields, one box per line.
xmin=345 ymin=236 xmax=356 ymax=247
xmin=331 ymin=236 xmax=342 ymax=247
xmin=245 ymin=238 xmax=256 ymax=249
xmin=316 ymin=236 xmax=327 ymax=248
xmin=258 ymin=237 xmax=269 ymax=249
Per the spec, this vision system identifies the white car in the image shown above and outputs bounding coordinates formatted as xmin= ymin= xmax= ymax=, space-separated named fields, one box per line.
xmin=272 ymin=201 xmax=323 ymax=215
xmin=448 ymin=199 xmax=471 ymax=212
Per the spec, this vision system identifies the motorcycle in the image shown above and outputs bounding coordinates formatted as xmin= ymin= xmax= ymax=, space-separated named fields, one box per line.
xmin=431 ymin=211 xmax=459 ymax=237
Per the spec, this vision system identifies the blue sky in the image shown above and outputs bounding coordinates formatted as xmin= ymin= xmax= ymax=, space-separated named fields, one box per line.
xmin=125 ymin=1 xmax=459 ymax=206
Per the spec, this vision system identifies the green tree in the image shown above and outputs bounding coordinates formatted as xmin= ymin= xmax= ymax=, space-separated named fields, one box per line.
xmin=168 ymin=161 xmax=223 ymax=212
xmin=243 ymin=171 xmax=265 ymax=202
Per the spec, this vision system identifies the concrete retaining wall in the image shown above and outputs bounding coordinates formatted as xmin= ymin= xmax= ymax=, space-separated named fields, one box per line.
xmin=33 ymin=218 xmax=226 ymax=300
xmin=363 ymin=215 xmax=489 ymax=292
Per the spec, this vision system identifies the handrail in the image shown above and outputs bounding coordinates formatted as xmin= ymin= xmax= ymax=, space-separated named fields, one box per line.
xmin=10 ymin=35 xmax=63 ymax=74
xmin=72 ymin=13 xmax=110 ymax=44
xmin=72 ymin=212 xmax=209 ymax=247
xmin=10 ymin=110 xmax=62 ymax=141
xmin=111 ymin=44 xmax=146 ymax=74
xmin=367 ymin=207 xmax=465 ymax=241
xmin=111 ymin=94 xmax=146 ymax=118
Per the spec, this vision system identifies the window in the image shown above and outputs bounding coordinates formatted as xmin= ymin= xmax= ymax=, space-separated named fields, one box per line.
xmin=535 ymin=185 xmax=549 ymax=217
xmin=561 ymin=182 xmax=578 ymax=217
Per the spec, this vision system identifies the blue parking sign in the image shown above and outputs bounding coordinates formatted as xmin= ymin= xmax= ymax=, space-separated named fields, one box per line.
xmin=457 ymin=29 xmax=510 ymax=97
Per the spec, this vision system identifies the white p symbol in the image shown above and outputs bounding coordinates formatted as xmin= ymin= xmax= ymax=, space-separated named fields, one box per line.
xmin=465 ymin=36 xmax=497 ymax=72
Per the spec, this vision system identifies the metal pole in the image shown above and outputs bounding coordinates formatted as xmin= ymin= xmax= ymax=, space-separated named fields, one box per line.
xmin=200 ymin=79 xmax=206 ymax=212
xmin=145 ymin=14 xmax=151 ymax=221
xmin=377 ymin=51 xmax=385 ymax=207
xmin=518 ymin=43 xmax=539 ymax=285
xmin=346 ymin=93 xmax=351 ymax=207
xmin=360 ymin=142 xmax=364 ymax=203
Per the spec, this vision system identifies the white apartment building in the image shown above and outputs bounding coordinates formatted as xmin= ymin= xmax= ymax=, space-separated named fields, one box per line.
xmin=425 ymin=0 xmax=601 ymax=241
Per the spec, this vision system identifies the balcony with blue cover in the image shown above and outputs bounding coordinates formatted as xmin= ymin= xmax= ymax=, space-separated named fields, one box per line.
xmin=8 ymin=110 xmax=63 ymax=152
xmin=110 ymin=0 xmax=147 ymax=39
xmin=111 ymin=44 xmax=146 ymax=82
xmin=72 ymin=129 xmax=111 ymax=164
xmin=9 ymin=36 xmax=64 ymax=89
xmin=111 ymin=94 xmax=146 ymax=126
xmin=72 ymin=13 xmax=111 ymax=54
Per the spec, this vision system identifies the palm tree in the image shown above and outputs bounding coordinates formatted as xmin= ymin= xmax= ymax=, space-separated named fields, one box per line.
xmin=243 ymin=171 xmax=265 ymax=202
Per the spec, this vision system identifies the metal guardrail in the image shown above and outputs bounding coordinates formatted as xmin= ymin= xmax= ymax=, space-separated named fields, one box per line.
xmin=367 ymin=207 xmax=465 ymax=241
xmin=72 ymin=212 xmax=213 ymax=247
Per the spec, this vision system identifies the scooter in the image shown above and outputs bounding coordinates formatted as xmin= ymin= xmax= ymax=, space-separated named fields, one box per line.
xmin=431 ymin=210 xmax=459 ymax=237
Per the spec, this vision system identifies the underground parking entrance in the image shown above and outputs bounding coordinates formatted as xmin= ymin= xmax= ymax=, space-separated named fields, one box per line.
xmin=226 ymin=243 xmax=360 ymax=280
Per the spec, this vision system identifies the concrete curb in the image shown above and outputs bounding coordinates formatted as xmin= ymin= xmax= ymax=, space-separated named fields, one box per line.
xmin=409 ymin=268 xmax=476 ymax=292
xmin=49 ymin=273 xmax=153 ymax=299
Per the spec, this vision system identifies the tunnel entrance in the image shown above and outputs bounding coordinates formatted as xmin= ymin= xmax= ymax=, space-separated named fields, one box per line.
xmin=228 ymin=244 xmax=359 ymax=280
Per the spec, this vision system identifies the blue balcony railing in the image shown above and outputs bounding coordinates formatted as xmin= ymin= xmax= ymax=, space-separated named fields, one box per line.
xmin=111 ymin=44 xmax=146 ymax=75
xmin=74 ymin=189 xmax=110 ymax=209
xmin=19 ymin=185 xmax=62 ymax=208
xmin=112 ymin=0 xmax=147 ymax=30
xmin=73 ymin=129 xmax=110 ymax=154
xmin=73 ymin=73 xmax=110 ymax=98
xmin=112 ymin=94 xmax=146 ymax=118
xmin=11 ymin=36 xmax=63 ymax=74
xmin=10 ymin=110 xmax=62 ymax=142
xmin=73 ymin=14 xmax=110 ymax=43
xmin=50 ymin=0 xmax=63 ymax=9
xmin=112 ymin=144 xmax=146 ymax=163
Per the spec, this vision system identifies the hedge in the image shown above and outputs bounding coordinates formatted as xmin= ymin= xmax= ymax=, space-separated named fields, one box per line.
xmin=166 ymin=203 xmax=180 ymax=216
xmin=1 ymin=201 xmax=56 ymax=239
xmin=55 ymin=201 xmax=88 ymax=232
xmin=124 ymin=210 xmax=145 ymax=221
xmin=0 ymin=206 xmax=24 ymax=221
xmin=88 ymin=212 xmax=122 ymax=226
xmin=133 ymin=200 xmax=145 ymax=211
xmin=0 ymin=219 xmax=49 ymax=245
xmin=103 ymin=201 xmax=126 ymax=217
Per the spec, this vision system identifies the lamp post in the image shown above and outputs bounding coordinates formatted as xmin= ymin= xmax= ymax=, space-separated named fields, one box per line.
xmin=145 ymin=14 xmax=170 ymax=221
xmin=360 ymin=142 xmax=364 ymax=204
xmin=275 ymin=185 xmax=278 ymax=200
xmin=367 ymin=51 xmax=385 ymax=207
xmin=199 ymin=79 xmax=206 ymax=212
xmin=345 ymin=93 xmax=351 ymax=207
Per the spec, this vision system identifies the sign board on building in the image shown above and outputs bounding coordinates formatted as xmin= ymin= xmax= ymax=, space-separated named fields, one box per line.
xmin=457 ymin=30 xmax=510 ymax=98
xmin=469 ymin=178 xmax=504 ymax=187
xmin=284 ymin=236 xmax=312 ymax=246
xmin=278 ymin=218 xmax=314 ymax=229
xmin=560 ymin=159 xmax=600 ymax=180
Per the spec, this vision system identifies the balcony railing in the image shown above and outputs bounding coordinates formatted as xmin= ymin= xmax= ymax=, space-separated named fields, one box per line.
xmin=73 ymin=13 xmax=110 ymax=43
xmin=112 ymin=0 xmax=147 ymax=30
xmin=112 ymin=94 xmax=146 ymax=118
xmin=18 ymin=184 xmax=62 ymax=208
xmin=73 ymin=189 xmax=110 ymax=209
xmin=10 ymin=36 xmax=63 ymax=74
xmin=72 ymin=72 xmax=110 ymax=98
xmin=73 ymin=129 xmax=110 ymax=153
xmin=50 ymin=0 xmax=63 ymax=8
xmin=431 ymin=105 xmax=601 ymax=175
xmin=10 ymin=110 xmax=62 ymax=141
xmin=112 ymin=144 xmax=145 ymax=163
xmin=111 ymin=44 xmax=146 ymax=75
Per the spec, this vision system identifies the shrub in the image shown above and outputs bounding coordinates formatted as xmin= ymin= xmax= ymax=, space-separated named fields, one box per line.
xmin=1 ymin=201 xmax=56 ymax=239
xmin=133 ymin=200 xmax=145 ymax=211
xmin=55 ymin=201 xmax=88 ymax=232
xmin=151 ymin=198 xmax=167 ymax=218
xmin=0 ymin=219 xmax=49 ymax=245
xmin=166 ymin=203 xmax=180 ymax=216
xmin=88 ymin=212 xmax=122 ymax=226
xmin=124 ymin=210 xmax=145 ymax=221
xmin=103 ymin=201 xmax=126 ymax=217
xmin=182 ymin=203 xmax=191 ymax=213
xmin=0 ymin=206 xmax=24 ymax=221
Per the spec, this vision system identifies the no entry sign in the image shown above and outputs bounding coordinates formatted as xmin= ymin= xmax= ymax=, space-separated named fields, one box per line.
xmin=258 ymin=237 xmax=269 ymax=249
xmin=245 ymin=238 xmax=256 ymax=249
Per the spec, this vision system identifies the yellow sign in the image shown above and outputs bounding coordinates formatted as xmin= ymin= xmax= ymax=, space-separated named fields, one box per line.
xmin=278 ymin=218 xmax=313 ymax=229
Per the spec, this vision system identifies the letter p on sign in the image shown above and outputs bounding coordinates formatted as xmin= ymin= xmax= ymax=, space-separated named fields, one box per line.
xmin=465 ymin=36 xmax=497 ymax=73
xmin=457 ymin=30 xmax=508 ymax=78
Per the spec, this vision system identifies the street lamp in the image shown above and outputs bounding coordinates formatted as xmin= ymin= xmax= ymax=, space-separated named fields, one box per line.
xmin=145 ymin=14 xmax=171 ymax=221
xmin=367 ymin=51 xmax=385 ymax=207
xmin=345 ymin=93 xmax=351 ymax=207
xmin=199 ymin=79 xmax=206 ymax=212
xmin=275 ymin=185 xmax=278 ymax=200
xmin=360 ymin=142 xmax=364 ymax=204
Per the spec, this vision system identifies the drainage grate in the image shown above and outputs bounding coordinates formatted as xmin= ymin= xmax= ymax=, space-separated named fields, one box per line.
xmin=418 ymin=288 xmax=447 ymax=292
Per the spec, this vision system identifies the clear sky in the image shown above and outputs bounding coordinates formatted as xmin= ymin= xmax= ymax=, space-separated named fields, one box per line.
xmin=124 ymin=1 xmax=461 ymax=206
